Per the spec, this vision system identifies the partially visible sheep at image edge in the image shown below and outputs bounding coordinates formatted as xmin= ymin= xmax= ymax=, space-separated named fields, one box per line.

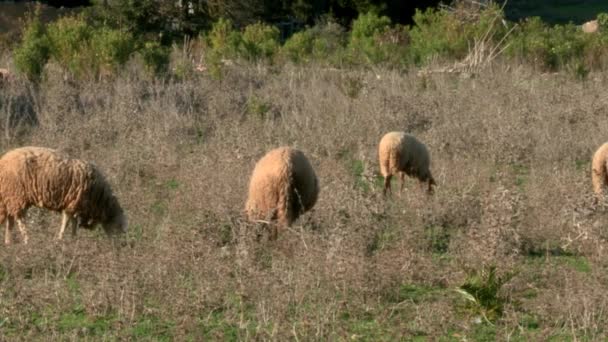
xmin=378 ymin=131 xmax=436 ymax=196
xmin=0 ymin=146 xmax=127 ymax=244
xmin=592 ymin=142 xmax=608 ymax=196
xmin=245 ymin=146 xmax=319 ymax=240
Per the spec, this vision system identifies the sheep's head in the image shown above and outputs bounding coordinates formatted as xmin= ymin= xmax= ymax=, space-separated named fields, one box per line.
xmin=102 ymin=212 xmax=127 ymax=235
xmin=102 ymin=200 xmax=128 ymax=236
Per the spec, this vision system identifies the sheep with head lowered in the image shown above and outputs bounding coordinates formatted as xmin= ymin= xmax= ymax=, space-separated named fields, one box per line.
xmin=592 ymin=142 xmax=608 ymax=197
xmin=378 ymin=131 xmax=436 ymax=197
xmin=0 ymin=146 xmax=127 ymax=244
xmin=245 ymin=146 xmax=319 ymax=240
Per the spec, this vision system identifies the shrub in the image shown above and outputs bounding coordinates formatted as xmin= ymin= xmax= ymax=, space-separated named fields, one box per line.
xmin=281 ymin=20 xmax=348 ymax=65
xmin=140 ymin=41 xmax=170 ymax=75
xmin=281 ymin=30 xmax=314 ymax=63
xmin=456 ymin=265 xmax=514 ymax=324
xmin=90 ymin=27 xmax=136 ymax=76
xmin=408 ymin=4 xmax=509 ymax=65
xmin=45 ymin=14 xmax=136 ymax=79
xmin=206 ymin=18 xmax=242 ymax=60
xmin=46 ymin=15 xmax=92 ymax=77
xmin=408 ymin=8 xmax=467 ymax=64
xmin=241 ymin=22 xmax=280 ymax=61
xmin=310 ymin=20 xmax=349 ymax=65
xmin=348 ymin=12 xmax=393 ymax=65
xmin=506 ymin=18 xmax=586 ymax=71
xmin=13 ymin=14 xmax=50 ymax=82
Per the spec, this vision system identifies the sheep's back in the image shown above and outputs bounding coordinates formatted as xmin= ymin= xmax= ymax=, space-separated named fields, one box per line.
xmin=0 ymin=147 xmax=92 ymax=213
xmin=379 ymin=131 xmax=406 ymax=176
xmin=245 ymin=148 xmax=291 ymax=219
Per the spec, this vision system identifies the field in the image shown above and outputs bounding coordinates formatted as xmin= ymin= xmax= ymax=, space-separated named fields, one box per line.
xmin=0 ymin=59 xmax=608 ymax=341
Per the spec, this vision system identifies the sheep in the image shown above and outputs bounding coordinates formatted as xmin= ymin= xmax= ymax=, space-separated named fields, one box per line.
xmin=582 ymin=20 xmax=599 ymax=33
xmin=0 ymin=146 xmax=127 ymax=244
xmin=245 ymin=146 xmax=319 ymax=240
xmin=378 ymin=131 xmax=436 ymax=197
xmin=592 ymin=142 xmax=608 ymax=197
xmin=0 ymin=68 xmax=12 ymax=85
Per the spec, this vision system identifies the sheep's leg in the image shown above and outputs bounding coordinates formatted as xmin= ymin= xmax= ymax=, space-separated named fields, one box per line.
xmin=270 ymin=224 xmax=279 ymax=241
xmin=383 ymin=175 xmax=392 ymax=197
xmin=58 ymin=212 xmax=70 ymax=240
xmin=16 ymin=218 xmax=28 ymax=244
xmin=400 ymin=172 xmax=406 ymax=193
xmin=4 ymin=217 xmax=13 ymax=245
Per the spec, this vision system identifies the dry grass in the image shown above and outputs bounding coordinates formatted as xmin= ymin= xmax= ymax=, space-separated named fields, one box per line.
xmin=0 ymin=59 xmax=608 ymax=340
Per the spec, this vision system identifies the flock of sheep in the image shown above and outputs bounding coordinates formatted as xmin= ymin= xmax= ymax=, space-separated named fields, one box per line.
xmin=2 ymin=132 xmax=608 ymax=244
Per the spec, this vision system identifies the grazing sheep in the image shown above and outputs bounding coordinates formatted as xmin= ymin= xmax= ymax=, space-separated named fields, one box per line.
xmin=245 ymin=146 xmax=319 ymax=239
xmin=592 ymin=142 xmax=608 ymax=196
xmin=0 ymin=68 xmax=12 ymax=85
xmin=582 ymin=20 xmax=599 ymax=33
xmin=378 ymin=132 xmax=436 ymax=196
xmin=0 ymin=146 xmax=127 ymax=244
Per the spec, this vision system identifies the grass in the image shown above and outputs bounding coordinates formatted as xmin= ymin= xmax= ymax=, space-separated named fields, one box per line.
xmin=0 ymin=58 xmax=608 ymax=340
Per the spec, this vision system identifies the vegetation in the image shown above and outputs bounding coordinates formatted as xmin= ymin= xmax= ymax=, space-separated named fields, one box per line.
xmin=3 ymin=0 xmax=608 ymax=340
xmin=11 ymin=2 xmax=608 ymax=82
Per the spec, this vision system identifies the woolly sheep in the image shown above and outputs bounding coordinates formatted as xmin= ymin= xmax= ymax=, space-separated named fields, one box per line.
xmin=245 ymin=146 xmax=319 ymax=239
xmin=378 ymin=132 xmax=436 ymax=196
xmin=0 ymin=146 xmax=127 ymax=244
xmin=592 ymin=142 xmax=608 ymax=196
xmin=582 ymin=20 xmax=599 ymax=33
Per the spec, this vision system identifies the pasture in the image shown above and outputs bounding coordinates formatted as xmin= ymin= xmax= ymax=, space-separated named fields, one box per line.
xmin=0 ymin=61 xmax=607 ymax=340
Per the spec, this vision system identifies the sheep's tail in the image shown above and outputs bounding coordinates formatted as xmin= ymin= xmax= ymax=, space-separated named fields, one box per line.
xmin=592 ymin=153 xmax=608 ymax=196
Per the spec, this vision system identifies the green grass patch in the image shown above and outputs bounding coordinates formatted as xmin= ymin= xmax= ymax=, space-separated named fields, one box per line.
xmin=392 ymin=284 xmax=446 ymax=304
xmin=350 ymin=159 xmax=370 ymax=193
xmin=58 ymin=307 xmax=117 ymax=336
xmin=555 ymin=255 xmax=592 ymax=273
xmin=424 ymin=225 xmax=451 ymax=254
xmin=151 ymin=200 xmax=167 ymax=216
xmin=166 ymin=179 xmax=180 ymax=190
xmin=575 ymin=159 xmax=589 ymax=171
xmin=130 ymin=315 xmax=175 ymax=341
xmin=199 ymin=311 xmax=239 ymax=341
xmin=526 ymin=252 xmax=591 ymax=273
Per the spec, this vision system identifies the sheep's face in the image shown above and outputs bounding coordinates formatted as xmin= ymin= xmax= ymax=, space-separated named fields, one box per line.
xmin=102 ymin=211 xmax=128 ymax=236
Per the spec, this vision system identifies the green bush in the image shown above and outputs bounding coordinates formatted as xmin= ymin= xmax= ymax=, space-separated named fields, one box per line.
xmin=46 ymin=15 xmax=92 ymax=77
xmin=310 ymin=21 xmax=349 ymax=65
xmin=206 ymin=18 xmax=242 ymax=60
xmin=281 ymin=20 xmax=348 ymax=65
xmin=348 ymin=12 xmax=393 ymax=65
xmin=456 ymin=265 xmax=514 ymax=324
xmin=597 ymin=12 xmax=608 ymax=29
xmin=140 ymin=41 xmax=170 ymax=75
xmin=506 ymin=17 xmax=586 ymax=71
xmin=408 ymin=4 xmax=509 ymax=65
xmin=281 ymin=30 xmax=315 ymax=63
xmin=241 ymin=22 xmax=280 ymax=61
xmin=14 ymin=15 xmax=50 ymax=82
xmin=45 ymin=14 xmax=136 ymax=79
xmin=90 ymin=27 xmax=136 ymax=77
xmin=408 ymin=8 xmax=467 ymax=64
